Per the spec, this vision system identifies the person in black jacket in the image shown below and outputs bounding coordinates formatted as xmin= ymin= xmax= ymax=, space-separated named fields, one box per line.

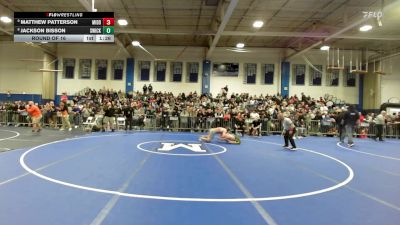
xmin=143 ymin=84 xmax=147 ymax=94
xmin=342 ymin=105 xmax=359 ymax=147
xmin=59 ymin=101 xmax=72 ymax=131
xmin=123 ymin=102 xmax=134 ymax=131
xmin=160 ymin=107 xmax=169 ymax=130
xmin=103 ymin=102 xmax=116 ymax=132
xmin=336 ymin=109 xmax=346 ymax=143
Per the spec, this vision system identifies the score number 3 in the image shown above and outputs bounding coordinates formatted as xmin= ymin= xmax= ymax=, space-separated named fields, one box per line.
xmin=103 ymin=18 xmax=114 ymax=26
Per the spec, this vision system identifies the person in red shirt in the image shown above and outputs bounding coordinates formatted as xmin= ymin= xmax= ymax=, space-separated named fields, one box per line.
xmin=60 ymin=92 xmax=68 ymax=103
xmin=26 ymin=101 xmax=42 ymax=132
xmin=358 ymin=112 xmax=367 ymax=138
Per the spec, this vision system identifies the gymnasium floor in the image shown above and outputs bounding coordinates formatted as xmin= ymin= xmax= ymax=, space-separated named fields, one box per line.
xmin=0 ymin=127 xmax=399 ymax=225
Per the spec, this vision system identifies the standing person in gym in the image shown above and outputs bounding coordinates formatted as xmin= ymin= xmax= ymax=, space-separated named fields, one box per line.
xmin=26 ymin=101 xmax=42 ymax=132
xmin=279 ymin=112 xmax=297 ymax=150
xmin=373 ymin=110 xmax=387 ymax=141
xmin=142 ymin=84 xmax=147 ymax=95
xmin=123 ymin=102 xmax=134 ymax=131
xmin=59 ymin=101 xmax=72 ymax=131
xmin=336 ymin=108 xmax=346 ymax=143
xmin=103 ymin=102 xmax=116 ymax=132
xmin=342 ymin=105 xmax=359 ymax=147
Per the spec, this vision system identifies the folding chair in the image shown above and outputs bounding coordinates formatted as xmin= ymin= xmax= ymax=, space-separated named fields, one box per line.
xmin=117 ymin=117 xmax=126 ymax=130
xmin=82 ymin=116 xmax=95 ymax=131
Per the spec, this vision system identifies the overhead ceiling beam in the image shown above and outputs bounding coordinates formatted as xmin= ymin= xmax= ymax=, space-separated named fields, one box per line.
xmin=0 ymin=0 xmax=19 ymax=12
xmin=115 ymin=28 xmax=400 ymax=41
xmin=222 ymin=31 xmax=400 ymax=41
xmin=283 ymin=0 xmax=340 ymax=48
xmin=206 ymin=0 xmax=239 ymax=59
xmin=77 ymin=0 xmax=133 ymax=57
xmin=242 ymin=0 xmax=290 ymax=46
xmin=284 ymin=19 xmax=368 ymax=60
xmin=284 ymin=0 xmax=400 ymax=60
xmin=115 ymin=34 xmax=135 ymax=57
xmin=195 ymin=0 xmax=205 ymax=31
xmin=117 ymin=0 xmax=137 ymax=56
xmin=224 ymin=0 xmax=258 ymax=45
xmin=161 ymin=0 xmax=168 ymax=30
xmin=24 ymin=42 xmax=57 ymax=58
xmin=77 ymin=0 xmax=91 ymax=11
xmin=115 ymin=28 xmax=214 ymax=35
xmin=368 ymin=47 xmax=400 ymax=63
xmin=210 ymin=0 xmax=226 ymax=31
xmin=0 ymin=26 xmax=12 ymax=35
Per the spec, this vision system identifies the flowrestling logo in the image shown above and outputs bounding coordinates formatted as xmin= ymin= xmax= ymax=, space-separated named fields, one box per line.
xmin=137 ymin=140 xmax=227 ymax=156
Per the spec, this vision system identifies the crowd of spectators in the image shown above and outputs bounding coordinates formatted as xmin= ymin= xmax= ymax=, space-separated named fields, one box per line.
xmin=1 ymin=87 xmax=400 ymax=137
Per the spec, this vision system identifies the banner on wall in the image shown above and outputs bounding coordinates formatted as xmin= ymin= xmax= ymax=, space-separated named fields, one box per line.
xmin=212 ymin=62 xmax=239 ymax=77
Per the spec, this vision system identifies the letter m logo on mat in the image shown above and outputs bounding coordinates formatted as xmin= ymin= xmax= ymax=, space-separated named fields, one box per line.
xmin=157 ymin=143 xmax=206 ymax=153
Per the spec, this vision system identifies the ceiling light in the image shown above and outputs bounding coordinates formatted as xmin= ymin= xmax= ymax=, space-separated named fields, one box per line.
xmin=132 ymin=41 xmax=141 ymax=46
xmin=117 ymin=19 xmax=128 ymax=26
xmin=0 ymin=16 xmax=12 ymax=23
xmin=236 ymin=43 xmax=245 ymax=48
xmin=359 ymin=25 xmax=372 ymax=32
xmin=253 ymin=20 xmax=264 ymax=28
xmin=320 ymin=45 xmax=330 ymax=51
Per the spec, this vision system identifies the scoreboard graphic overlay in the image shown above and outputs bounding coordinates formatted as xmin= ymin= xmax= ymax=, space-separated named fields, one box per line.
xmin=14 ymin=12 xmax=114 ymax=43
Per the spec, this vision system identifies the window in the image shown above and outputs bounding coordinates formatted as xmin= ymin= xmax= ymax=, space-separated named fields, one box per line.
xmin=292 ymin=64 xmax=305 ymax=85
xmin=79 ymin=59 xmax=91 ymax=79
xmin=63 ymin=58 xmax=75 ymax=79
xmin=245 ymin=63 xmax=257 ymax=84
xmin=344 ymin=66 xmax=356 ymax=87
xmin=262 ymin=64 xmax=274 ymax=84
xmin=112 ymin=60 xmax=124 ymax=80
xmin=326 ymin=70 xmax=339 ymax=86
xmin=171 ymin=62 xmax=182 ymax=82
xmin=187 ymin=62 xmax=199 ymax=83
xmin=309 ymin=65 xmax=322 ymax=86
xmin=155 ymin=61 xmax=166 ymax=82
xmin=96 ymin=59 xmax=107 ymax=80
xmin=139 ymin=61 xmax=150 ymax=81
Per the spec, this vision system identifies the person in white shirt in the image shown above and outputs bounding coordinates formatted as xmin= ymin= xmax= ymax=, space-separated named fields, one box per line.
xmin=279 ymin=112 xmax=297 ymax=150
xmin=373 ymin=111 xmax=387 ymax=141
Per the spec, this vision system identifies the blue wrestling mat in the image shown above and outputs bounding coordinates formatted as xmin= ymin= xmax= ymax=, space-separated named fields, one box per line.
xmin=0 ymin=131 xmax=399 ymax=225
